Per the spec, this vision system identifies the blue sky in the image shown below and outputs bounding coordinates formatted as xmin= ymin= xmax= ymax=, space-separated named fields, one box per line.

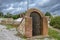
xmin=0 ymin=0 xmax=60 ymax=15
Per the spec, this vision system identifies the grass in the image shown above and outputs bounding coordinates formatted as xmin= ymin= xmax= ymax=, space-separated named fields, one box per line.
xmin=6 ymin=24 xmax=14 ymax=30
xmin=48 ymin=28 xmax=60 ymax=40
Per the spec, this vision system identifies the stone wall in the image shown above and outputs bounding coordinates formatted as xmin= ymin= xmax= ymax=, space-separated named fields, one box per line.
xmin=17 ymin=8 xmax=48 ymax=38
xmin=0 ymin=18 xmax=14 ymax=24
xmin=0 ymin=18 xmax=20 ymax=27
xmin=25 ymin=17 xmax=32 ymax=37
xmin=17 ymin=19 xmax=25 ymax=35
xmin=17 ymin=17 xmax=32 ymax=37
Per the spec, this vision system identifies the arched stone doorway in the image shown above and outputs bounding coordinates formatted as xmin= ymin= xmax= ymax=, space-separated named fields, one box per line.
xmin=24 ymin=8 xmax=48 ymax=37
xmin=18 ymin=8 xmax=48 ymax=38
xmin=30 ymin=12 xmax=42 ymax=36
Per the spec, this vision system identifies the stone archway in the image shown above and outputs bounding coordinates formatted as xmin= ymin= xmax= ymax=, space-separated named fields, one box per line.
xmin=25 ymin=8 xmax=48 ymax=37
xmin=17 ymin=8 xmax=48 ymax=38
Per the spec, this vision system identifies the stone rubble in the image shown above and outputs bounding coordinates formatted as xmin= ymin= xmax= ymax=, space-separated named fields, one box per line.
xmin=0 ymin=25 xmax=25 ymax=40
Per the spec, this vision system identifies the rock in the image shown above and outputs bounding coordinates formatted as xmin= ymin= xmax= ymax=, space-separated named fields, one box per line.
xmin=0 ymin=25 xmax=24 ymax=40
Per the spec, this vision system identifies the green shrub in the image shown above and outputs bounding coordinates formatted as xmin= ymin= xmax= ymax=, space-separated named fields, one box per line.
xmin=12 ymin=14 xmax=20 ymax=19
xmin=45 ymin=12 xmax=51 ymax=16
xmin=50 ymin=16 xmax=60 ymax=29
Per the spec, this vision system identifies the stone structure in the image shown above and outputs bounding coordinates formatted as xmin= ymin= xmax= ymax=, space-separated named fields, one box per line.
xmin=17 ymin=8 xmax=48 ymax=38
xmin=1 ymin=18 xmax=14 ymax=24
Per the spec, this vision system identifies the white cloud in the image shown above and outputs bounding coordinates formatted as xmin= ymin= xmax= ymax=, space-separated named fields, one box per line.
xmin=19 ymin=2 xmax=23 ymax=5
xmin=1 ymin=0 xmax=60 ymax=15
xmin=19 ymin=1 xmax=27 ymax=5
xmin=16 ymin=7 xmax=22 ymax=11
xmin=29 ymin=3 xmax=36 ymax=7
xmin=7 ymin=7 xmax=14 ymax=10
xmin=50 ymin=4 xmax=60 ymax=10
xmin=24 ymin=1 xmax=27 ymax=5
xmin=38 ymin=0 xmax=50 ymax=6
xmin=10 ymin=4 xmax=14 ymax=7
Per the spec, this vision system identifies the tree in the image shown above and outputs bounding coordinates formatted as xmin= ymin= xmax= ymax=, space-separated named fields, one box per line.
xmin=12 ymin=14 xmax=20 ymax=19
xmin=4 ymin=12 xmax=12 ymax=18
xmin=0 ymin=12 xmax=3 ymax=17
xmin=50 ymin=16 xmax=60 ymax=29
xmin=45 ymin=12 xmax=51 ymax=16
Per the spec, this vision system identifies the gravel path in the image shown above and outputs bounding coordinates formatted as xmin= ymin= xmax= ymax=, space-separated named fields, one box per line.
xmin=0 ymin=25 xmax=24 ymax=40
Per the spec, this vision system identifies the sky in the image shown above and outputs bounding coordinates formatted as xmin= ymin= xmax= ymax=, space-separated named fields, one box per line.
xmin=0 ymin=0 xmax=60 ymax=15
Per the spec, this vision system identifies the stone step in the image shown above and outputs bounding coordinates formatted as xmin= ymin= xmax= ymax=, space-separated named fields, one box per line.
xmin=27 ymin=36 xmax=56 ymax=40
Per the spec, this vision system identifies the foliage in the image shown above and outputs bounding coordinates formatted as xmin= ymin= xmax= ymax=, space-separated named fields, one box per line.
xmin=0 ymin=12 xmax=3 ymax=17
xmin=4 ymin=12 xmax=12 ymax=18
xmin=45 ymin=12 xmax=51 ymax=16
xmin=3 ymin=12 xmax=20 ymax=19
xmin=20 ymin=11 xmax=26 ymax=17
xmin=21 ymin=11 xmax=26 ymax=15
xmin=48 ymin=28 xmax=60 ymax=40
xmin=50 ymin=16 xmax=60 ymax=29
xmin=12 ymin=14 xmax=20 ymax=19
xmin=0 ymin=11 xmax=26 ymax=19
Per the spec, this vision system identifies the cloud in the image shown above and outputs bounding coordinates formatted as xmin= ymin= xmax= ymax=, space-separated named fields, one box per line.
xmin=29 ymin=3 xmax=36 ymax=8
xmin=49 ymin=4 xmax=60 ymax=12
xmin=1 ymin=1 xmax=27 ymax=14
xmin=38 ymin=0 xmax=50 ymax=6
xmin=0 ymin=0 xmax=60 ymax=15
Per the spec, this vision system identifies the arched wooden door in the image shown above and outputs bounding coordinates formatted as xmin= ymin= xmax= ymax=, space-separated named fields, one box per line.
xmin=30 ymin=12 xmax=41 ymax=36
